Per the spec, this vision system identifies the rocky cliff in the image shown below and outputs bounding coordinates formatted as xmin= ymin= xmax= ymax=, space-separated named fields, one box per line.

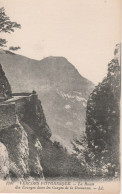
xmin=0 ymin=142 xmax=9 ymax=179
xmin=0 ymin=105 xmax=46 ymax=180
xmin=0 ymin=64 xmax=12 ymax=100
xmin=0 ymin=65 xmax=50 ymax=180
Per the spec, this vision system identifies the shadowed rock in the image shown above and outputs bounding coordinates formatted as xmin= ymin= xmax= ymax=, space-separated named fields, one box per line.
xmin=0 ymin=64 xmax=12 ymax=100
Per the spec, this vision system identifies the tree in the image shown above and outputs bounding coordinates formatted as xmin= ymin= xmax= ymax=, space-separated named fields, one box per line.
xmin=72 ymin=135 xmax=98 ymax=176
xmin=0 ymin=7 xmax=21 ymax=48
xmin=73 ymin=45 xmax=120 ymax=178
xmin=9 ymin=46 xmax=21 ymax=51
xmin=85 ymin=44 xmax=120 ymax=177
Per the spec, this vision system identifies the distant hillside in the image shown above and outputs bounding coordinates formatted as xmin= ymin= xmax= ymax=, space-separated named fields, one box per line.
xmin=0 ymin=51 xmax=94 ymax=151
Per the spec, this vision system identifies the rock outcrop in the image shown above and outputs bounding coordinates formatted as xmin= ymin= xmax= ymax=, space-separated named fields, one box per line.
xmin=21 ymin=122 xmax=44 ymax=178
xmin=23 ymin=94 xmax=51 ymax=139
xmin=0 ymin=120 xmax=29 ymax=178
xmin=0 ymin=64 xmax=12 ymax=100
xmin=0 ymin=142 xmax=9 ymax=179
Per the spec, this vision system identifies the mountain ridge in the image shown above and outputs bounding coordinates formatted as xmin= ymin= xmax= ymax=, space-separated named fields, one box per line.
xmin=0 ymin=50 xmax=94 ymax=85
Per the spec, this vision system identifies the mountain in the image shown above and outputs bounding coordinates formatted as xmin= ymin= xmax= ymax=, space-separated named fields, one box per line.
xmin=0 ymin=51 xmax=94 ymax=151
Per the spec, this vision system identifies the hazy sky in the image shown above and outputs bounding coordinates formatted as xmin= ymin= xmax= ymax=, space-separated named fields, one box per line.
xmin=0 ymin=0 xmax=121 ymax=84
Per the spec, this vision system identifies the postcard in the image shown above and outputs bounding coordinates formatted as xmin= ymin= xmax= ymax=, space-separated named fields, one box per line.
xmin=0 ymin=0 xmax=121 ymax=193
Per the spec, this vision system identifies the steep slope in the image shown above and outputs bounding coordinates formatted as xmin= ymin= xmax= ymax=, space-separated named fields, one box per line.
xmin=0 ymin=121 xmax=30 ymax=178
xmin=0 ymin=63 xmax=12 ymax=100
xmin=0 ymin=51 xmax=94 ymax=151
xmin=0 ymin=142 xmax=9 ymax=179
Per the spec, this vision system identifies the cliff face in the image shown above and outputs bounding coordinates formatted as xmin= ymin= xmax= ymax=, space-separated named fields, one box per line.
xmin=23 ymin=94 xmax=51 ymax=139
xmin=0 ymin=121 xmax=29 ymax=178
xmin=0 ymin=103 xmax=46 ymax=180
xmin=0 ymin=64 xmax=12 ymax=100
xmin=0 ymin=142 xmax=9 ymax=179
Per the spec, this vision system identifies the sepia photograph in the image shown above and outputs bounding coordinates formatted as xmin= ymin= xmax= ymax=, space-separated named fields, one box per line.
xmin=0 ymin=0 xmax=121 ymax=193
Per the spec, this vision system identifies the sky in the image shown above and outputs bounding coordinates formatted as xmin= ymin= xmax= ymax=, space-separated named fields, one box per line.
xmin=0 ymin=0 xmax=121 ymax=84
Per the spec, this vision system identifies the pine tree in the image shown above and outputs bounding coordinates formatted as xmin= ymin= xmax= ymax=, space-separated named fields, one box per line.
xmin=0 ymin=7 xmax=21 ymax=48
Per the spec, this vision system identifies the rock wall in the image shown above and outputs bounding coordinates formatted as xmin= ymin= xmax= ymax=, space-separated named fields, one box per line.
xmin=0 ymin=120 xmax=29 ymax=178
xmin=21 ymin=122 xmax=44 ymax=179
xmin=0 ymin=105 xmax=45 ymax=180
xmin=0 ymin=103 xmax=16 ymax=130
xmin=0 ymin=142 xmax=9 ymax=179
xmin=0 ymin=64 xmax=12 ymax=100
xmin=23 ymin=96 xmax=52 ymax=139
xmin=15 ymin=94 xmax=38 ymax=119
